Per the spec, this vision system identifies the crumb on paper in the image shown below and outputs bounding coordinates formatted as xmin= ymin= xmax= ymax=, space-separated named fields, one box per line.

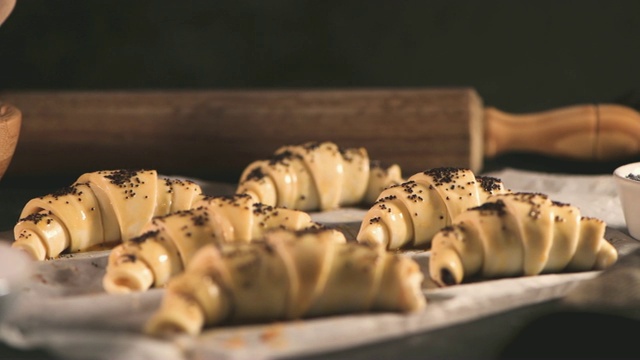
xmin=222 ymin=335 xmax=246 ymax=349
xmin=33 ymin=273 xmax=48 ymax=284
xmin=260 ymin=323 xmax=288 ymax=349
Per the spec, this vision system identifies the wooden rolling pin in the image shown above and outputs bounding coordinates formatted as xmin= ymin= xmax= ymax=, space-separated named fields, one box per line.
xmin=1 ymin=89 xmax=639 ymax=181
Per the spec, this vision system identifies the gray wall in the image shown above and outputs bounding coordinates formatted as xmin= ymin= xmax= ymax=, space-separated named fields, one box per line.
xmin=2 ymin=1 xmax=640 ymax=113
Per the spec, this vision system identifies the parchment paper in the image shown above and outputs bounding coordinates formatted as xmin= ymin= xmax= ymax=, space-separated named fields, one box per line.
xmin=0 ymin=168 xmax=637 ymax=360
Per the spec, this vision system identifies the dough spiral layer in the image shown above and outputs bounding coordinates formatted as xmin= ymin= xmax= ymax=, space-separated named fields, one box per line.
xmin=429 ymin=192 xmax=618 ymax=286
xmin=236 ymin=141 xmax=404 ymax=211
xmin=13 ymin=169 xmax=203 ymax=260
xmin=357 ymin=167 xmax=510 ymax=250
xmin=145 ymin=227 xmax=426 ymax=336
xmin=103 ymin=193 xmax=315 ymax=293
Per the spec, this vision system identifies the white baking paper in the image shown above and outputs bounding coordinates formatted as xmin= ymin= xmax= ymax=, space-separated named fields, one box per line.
xmin=0 ymin=168 xmax=636 ymax=360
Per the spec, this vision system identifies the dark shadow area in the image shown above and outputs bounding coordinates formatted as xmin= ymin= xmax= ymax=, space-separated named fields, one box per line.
xmin=499 ymin=310 xmax=640 ymax=359
xmin=1 ymin=1 xmax=640 ymax=113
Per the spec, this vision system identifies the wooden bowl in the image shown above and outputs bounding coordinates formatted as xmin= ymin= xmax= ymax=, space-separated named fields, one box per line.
xmin=0 ymin=102 xmax=21 ymax=181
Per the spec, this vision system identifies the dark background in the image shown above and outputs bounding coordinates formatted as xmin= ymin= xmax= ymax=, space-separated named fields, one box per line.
xmin=2 ymin=0 xmax=640 ymax=113
xmin=1 ymin=2 xmax=640 ymax=359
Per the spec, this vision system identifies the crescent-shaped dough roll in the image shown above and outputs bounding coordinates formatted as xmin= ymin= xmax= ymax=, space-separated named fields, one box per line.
xmin=429 ymin=192 xmax=619 ymax=287
xmin=356 ymin=167 xmax=510 ymax=250
xmin=236 ymin=141 xmax=404 ymax=211
xmin=144 ymin=227 xmax=426 ymax=336
xmin=13 ymin=169 xmax=204 ymax=260
xmin=103 ymin=193 xmax=315 ymax=294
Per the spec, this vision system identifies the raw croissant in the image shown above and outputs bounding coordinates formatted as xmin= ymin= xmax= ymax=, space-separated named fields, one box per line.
xmin=236 ymin=141 xmax=404 ymax=211
xmin=356 ymin=167 xmax=510 ymax=250
xmin=144 ymin=227 xmax=426 ymax=336
xmin=429 ymin=192 xmax=619 ymax=286
xmin=103 ymin=193 xmax=315 ymax=293
xmin=12 ymin=169 xmax=204 ymax=260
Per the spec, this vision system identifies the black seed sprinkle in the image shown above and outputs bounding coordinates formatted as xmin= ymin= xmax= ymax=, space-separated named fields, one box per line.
xmin=103 ymin=169 xmax=144 ymax=187
xmin=468 ymin=199 xmax=508 ymax=216
xmin=626 ymin=173 xmax=640 ymax=181
xmin=423 ymin=167 xmax=467 ymax=186
xmin=19 ymin=212 xmax=49 ymax=224
xmin=129 ymin=230 xmax=161 ymax=244
xmin=476 ymin=176 xmax=505 ymax=194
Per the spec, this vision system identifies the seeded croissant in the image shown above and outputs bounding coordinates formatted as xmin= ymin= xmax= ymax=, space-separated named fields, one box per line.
xmin=144 ymin=227 xmax=426 ymax=336
xmin=429 ymin=192 xmax=618 ymax=287
xmin=236 ymin=141 xmax=404 ymax=211
xmin=103 ymin=193 xmax=315 ymax=294
xmin=356 ymin=167 xmax=510 ymax=250
xmin=12 ymin=169 xmax=204 ymax=260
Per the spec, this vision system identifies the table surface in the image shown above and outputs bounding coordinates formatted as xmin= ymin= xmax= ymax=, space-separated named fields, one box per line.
xmin=1 ymin=168 xmax=639 ymax=360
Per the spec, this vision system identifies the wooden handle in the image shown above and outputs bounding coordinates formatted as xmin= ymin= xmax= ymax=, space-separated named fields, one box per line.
xmin=484 ymin=104 xmax=640 ymax=161
xmin=0 ymin=0 xmax=16 ymax=26
xmin=0 ymin=102 xmax=22 ymax=180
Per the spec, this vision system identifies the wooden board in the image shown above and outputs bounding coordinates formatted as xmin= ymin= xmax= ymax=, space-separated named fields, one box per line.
xmin=0 ymin=88 xmax=484 ymax=182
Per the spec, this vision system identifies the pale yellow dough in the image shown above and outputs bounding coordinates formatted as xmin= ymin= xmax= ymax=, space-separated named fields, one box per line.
xmin=356 ymin=167 xmax=510 ymax=250
xmin=236 ymin=141 xmax=404 ymax=211
xmin=102 ymin=193 xmax=315 ymax=294
xmin=429 ymin=192 xmax=619 ymax=287
xmin=145 ymin=227 xmax=426 ymax=336
xmin=12 ymin=170 xmax=203 ymax=260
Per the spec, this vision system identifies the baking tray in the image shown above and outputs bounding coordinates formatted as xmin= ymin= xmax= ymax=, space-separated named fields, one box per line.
xmin=0 ymin=169 xmax=637 ymax=360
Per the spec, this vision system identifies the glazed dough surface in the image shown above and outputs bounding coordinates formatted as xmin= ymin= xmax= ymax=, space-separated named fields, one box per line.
xmin=429 ymin=192 xmax=618 ymax=286
xmin=357 ymin=167 xmax=510 ymax=250
xmin=144 ymin=227 xmax=426 ymax=336
xmin=103 ymin=193 xmax=315 ymax=293
xmin=13 ymin=170 xmax=204 ymax=260
xmin=236 ymin=141 xmax=404 ymax=211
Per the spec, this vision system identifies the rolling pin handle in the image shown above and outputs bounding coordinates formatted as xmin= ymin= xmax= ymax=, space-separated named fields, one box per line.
xmin=484 ymin=104 xmax=640 ymax=161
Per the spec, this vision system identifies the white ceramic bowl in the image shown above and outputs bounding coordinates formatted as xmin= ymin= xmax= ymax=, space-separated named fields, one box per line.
xmin=0 ymin=242 xmax=32 ymax=323
xmin=613 ymin=162 xmax=640 ymax=240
